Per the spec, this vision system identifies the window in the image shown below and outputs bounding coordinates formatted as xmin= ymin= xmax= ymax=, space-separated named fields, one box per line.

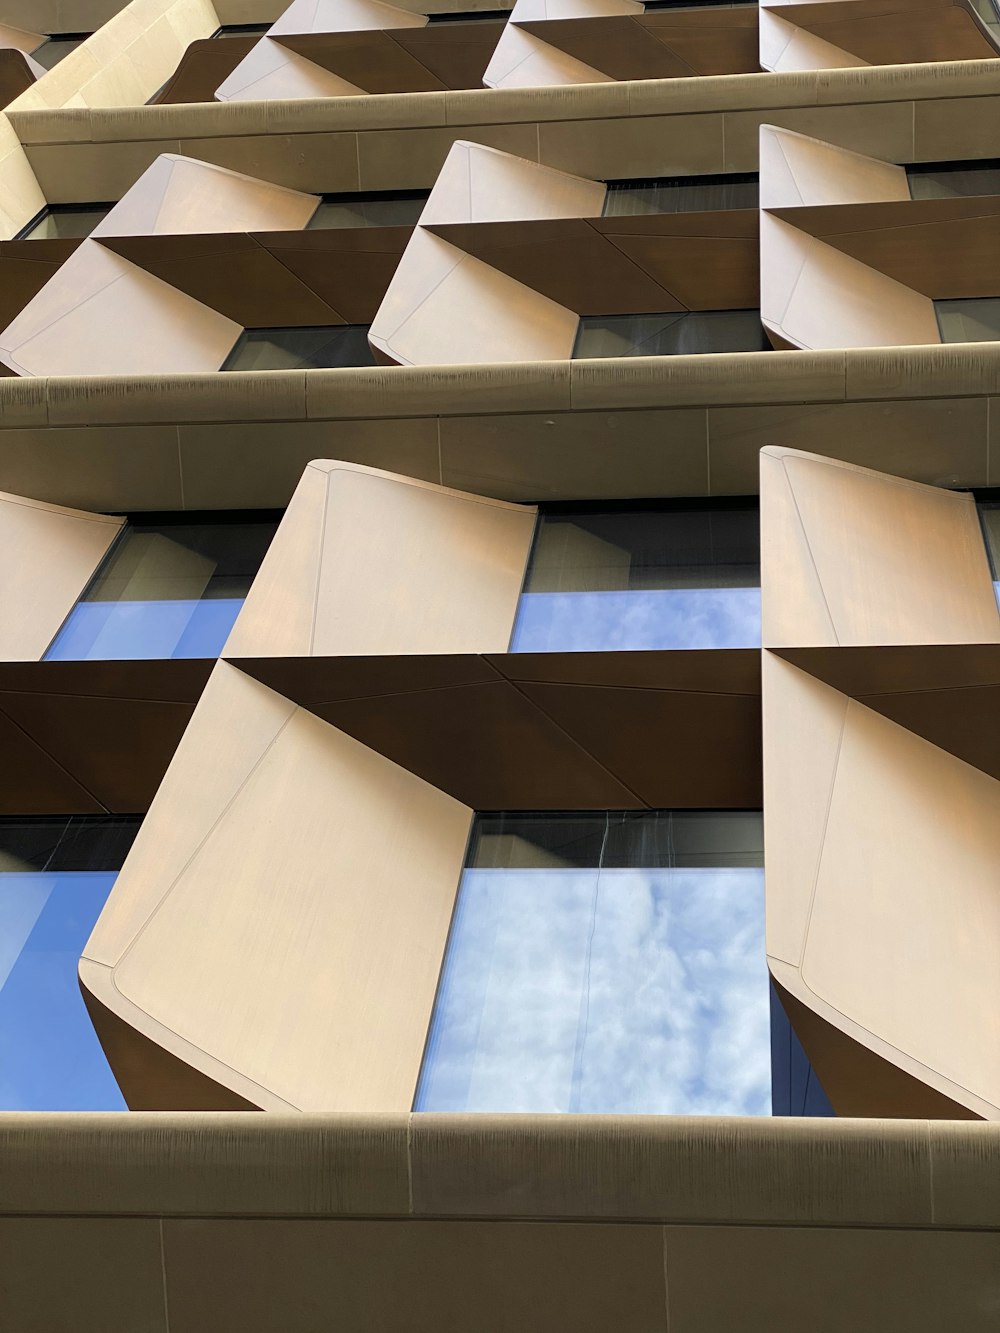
xmin=603 ymin=172 xmax=759 ymax=215
xmin=415 ymin=810 xmax=830 ymax=1115
xmin=32 ymin=35 xmax=89 ymax=69
xmin=512 ymin=502 xmax=761 ymax=652
xmin=210 ymin=22 xmax=271 ymax=36
xmin=907 ymin=159 xmax=1000 ymax=199
xmin=0 ymin=816 xmax=140 ymax=1110
xmin=936 ymin=298 xmax=1000 ymax=343
xmin=978 ymin=497 xmax=1000 ymax=608
xmin=306 ymin=191 xmax=429 ymax=229
xmin=16 ymin=204 xmax=112 ymax=241
xmin=223 ymin=327 xmax=377 ymax=371
xmin=426 ymin=8 xmax=509 ymax=19
xmin=574 ymin=310 xmax=769 ymax=358
xmin=44 ymin=514 xmax=279 ymax=661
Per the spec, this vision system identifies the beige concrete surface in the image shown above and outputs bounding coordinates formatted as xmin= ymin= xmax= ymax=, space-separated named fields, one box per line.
xmin=0 ymin=489 xmax=122 ymax=660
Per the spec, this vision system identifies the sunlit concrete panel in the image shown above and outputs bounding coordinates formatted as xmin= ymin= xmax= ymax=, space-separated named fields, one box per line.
xmin=760 ymin=213 xmax=940 ymax=350
xmin=92 ymin=153 xmax=319 ymax=238
xmin=764 ymin=652 xmax=1000 ymax=1119
xmin=760 ymin=7 xmax=868 ymax=70
xmin=483 ymin=0 xmax=635 ymax=88
xmin=81 ymin=660 xmax=473 ymax=1111
xmin=760 ymin=447 xmax=1000 ymax=648
xmin=419 ymin=140 xmax=605 ymax=227
xmin=0 ymin=240 xmax=242 ymax=376
xmin=758 ymin=124 xmax=909 ymax=209
xmin=0 ymin=490 xmax=123 ymax=661
xmin=370 ymin=228 xmax=579 ymax=364
xmin=224 ymin=460 xmax=536 ymax=658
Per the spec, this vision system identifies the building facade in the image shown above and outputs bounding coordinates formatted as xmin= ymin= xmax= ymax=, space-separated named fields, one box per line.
xmin=0 ymin=0 xmax=999 ymax=1327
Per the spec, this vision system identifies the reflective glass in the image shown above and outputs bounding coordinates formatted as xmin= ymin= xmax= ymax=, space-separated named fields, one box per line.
xmin=978 ymin=501 xmax=1000 ymax=608
xmin=574 ymin=310 xmax=768 ymax=357
xmin=45 ymin=517 xmax=278 ymax=661
xmin=33 ymin=37 xmax=87 ymax=70
xmin=0 ymin=817 xmax=140 ymax=1110
xmin=19 ymin=205 xmax=111 ymax=240
xmin=512 ymin=504 xmax=761 ymax=651
xmin=415 ymin=811 xmax=778 ymax=1115
xmin=223 ymin=326 xmax=376 ymax=370
xmin=211 ymin=23 xmax=270 ymax=36
xmin=908 ymin=160 xmax=1000 ymax=199
xmin=936 ymin=298 xmax=1000 ymax=343
xmin=603 ymin=173 xmax=758 ymax=215
xmin=307 ymin=192 xmax=428 ymax=229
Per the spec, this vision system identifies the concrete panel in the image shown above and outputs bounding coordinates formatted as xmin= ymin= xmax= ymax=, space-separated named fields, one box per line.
xmin=0 ymin=490 xmax=122 ymax=661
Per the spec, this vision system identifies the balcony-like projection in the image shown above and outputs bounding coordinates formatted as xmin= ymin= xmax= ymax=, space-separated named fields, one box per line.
xmin=936 ymin=298 xmax=1000 ymax=343
xmin=603 ymin=172 xmax=759 ymax=216
xmin=223 ymin=326 xmax=376 ymax=371
xmin=907 ymin=159 xmax=1000 ymax=199
xmin=306 ymin=191 xmax=429 ymax=229
xmin=511 ymin=502 xmax=761 ymax=652
xmin=416 ymin=809 xmax=815 ymax=1115
xmin=45 ymin=515 xmax=279 ymax=661
xmin=574 ymin=310 xmax=768 ymax=358
xmin=0 ymin=816 xmax=140 ymax=1110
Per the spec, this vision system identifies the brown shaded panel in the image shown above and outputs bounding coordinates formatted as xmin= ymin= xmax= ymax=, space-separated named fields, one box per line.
xmin=0 ymin=239 xmax=80 ymax=328
xmin=427 ymin=217 xmax=683 ymax=315
xmin=599 ymin=228 xmax=759 ymax=310
xmin=0 ymin=708 xmax=104 ymax=814
xmin=314 ymin=678 xmax=646 ymax=810
xmin=516 ymin=680 xmax=761 ymax=807
xmin=81 ymin=981 xmax=259 ymax=1112
xmin=776 ymin=643 xmax=1000 ymax=779
xmin=233 ymin=649 xmax=763 ymax=810
xmin=151 ymin=35 xmax=257 ymax=105
xmin=0 ymin=659 xmax=211 ymax=814
xmin=100 ymin=233 xmax=348 ymax=328
xmin=778 ymin=0 xmax=997 ymax=63
xmin=775 ymin=981 xmax=978 ymax=1119
xmin=770 ymin=198 xmax=1000 ymax=299
xmin=276 ymin=30 xmax=449 ymax=92
xmin=387 ymin=21 xmax=506 ymax=88
xmin=0 ymin=48 xmax=37 ymax=110
xmin=262 ymin=228 xmax=409 ymax=325
xmin=519 ymin=11 xmax=759 ymax=80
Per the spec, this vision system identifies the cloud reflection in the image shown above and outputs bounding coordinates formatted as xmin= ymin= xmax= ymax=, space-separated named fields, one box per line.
xmin=416 ymin=866 xmax=770 ymax=1116
xmin=511 ymin=588 xmax=762 ymax=652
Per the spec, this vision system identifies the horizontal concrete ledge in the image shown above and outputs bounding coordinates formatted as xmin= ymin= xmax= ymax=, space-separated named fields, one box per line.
xmin=2 ymin=344 xmax=999 ymax=430
xmin=1 ymin=1113 xmax=998 ymax=1227
xmin=8 ymin=60 xmax=1000 ymax=146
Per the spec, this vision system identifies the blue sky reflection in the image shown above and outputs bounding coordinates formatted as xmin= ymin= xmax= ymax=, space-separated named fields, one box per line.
xmin=511 ymin=588 xmax=762 ymax=652
xmin=0 ymin=872 xmax=125 ymax=1110
xmin=46 ymin=597 xmax=244 ymax=660
xmin=416 ymin=866 xmax=770 ymax=1115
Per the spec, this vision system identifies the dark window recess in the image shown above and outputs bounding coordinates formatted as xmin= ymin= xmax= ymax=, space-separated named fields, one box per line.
xmin=968 ymin=0 xmax=1000 ymax=39
xmin=977 ymin=498 xmax=1000 ymax=593
xmin=770 ymin=986 xmax=835 ymax=1117
xmin=210 ymin=22 xmax=271 ymax=36
xmin=935 ymin=298 xmax=1000 ymax=344
xmin=307 ymin=190 xmax=429 ymax=229
xmin=643 ymin=0 xmax=757 ymax=9
xmin=15 ymin=204 xmax=113 ymax=241
xmin=907 ymin=159 xmax=1000 ymax=199
xmin=224 ymin=326 xmax=377 ymax=371
xmin=426 ymin=8 xmax=510 ymax=19
xmin=0 ymin=816 xmax=141 ymax=873
xmin=33 ymin=34 xmax=89 ymax=69
xmin=574 ymin=310 xmax=769 ymax=358
xmin=603 ymin=172 xmax=759 ymax=215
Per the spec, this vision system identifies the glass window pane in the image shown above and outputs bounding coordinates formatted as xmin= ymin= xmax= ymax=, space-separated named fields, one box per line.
xmin=574 ymin=310 xmax=768 ymax=358
xmin=307 ymin=193 xmax=428 ymax=229
xmin=979 ymin=501 xmax=1000 ymax=609
xmin=19 ymin=206 xmax=111 ymax=240
xmin=45 ymin=517 xmax=278 ymax=661
xmin=936 ymin=298 xmax=1000 ymax=343
xmin=224 ymin=326 xmax=376 ymax=371
xmin=907 ymin=160 xmax=1000 ymax=199
xmin=0 ymin=816 xmax=140 ymax=1110
xmin=603 ymin=173 xmax=759 ymax=215
xmin=512 ymin=504 xmax=761 ymax=651
xmin=415 ymin=810 xmax=817 ymax=1116
xmin=32 ymin=36 xmax=88 ymax=70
